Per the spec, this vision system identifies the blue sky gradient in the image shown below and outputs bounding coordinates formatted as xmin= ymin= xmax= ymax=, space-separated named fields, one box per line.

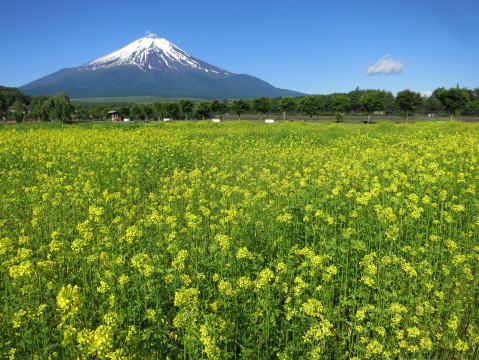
xmin=1 ymin=0 xmax=478 ymax=95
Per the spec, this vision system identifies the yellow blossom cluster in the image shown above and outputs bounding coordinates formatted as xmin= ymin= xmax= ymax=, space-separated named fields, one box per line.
xmin=1 ymin=121 xmax=478 ymax=359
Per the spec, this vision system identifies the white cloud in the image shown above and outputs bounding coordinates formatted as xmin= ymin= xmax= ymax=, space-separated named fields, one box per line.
xmin=420 ymin=91 xmax=433 ymax=98
xmin=145 ymin=30 xmax=158 ymax=38
xmin=366 ymin=55 xmax=404 ymax=75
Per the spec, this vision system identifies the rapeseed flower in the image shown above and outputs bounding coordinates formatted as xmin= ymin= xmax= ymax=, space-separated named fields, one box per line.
xmin=2 ymin=122 xmax=479 ymax=359
xmin=57 ymin=284 xmax=81 ymax=313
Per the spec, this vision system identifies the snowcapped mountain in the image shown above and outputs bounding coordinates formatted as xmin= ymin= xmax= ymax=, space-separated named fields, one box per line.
xmin=20 ymin=36 xmax=305 ymax=99
xmin=79 ymin=37 xmax=229 ymax=75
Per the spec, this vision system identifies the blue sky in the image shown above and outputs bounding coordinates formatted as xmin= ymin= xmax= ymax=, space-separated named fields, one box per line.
xmin=1 ymin=0 xmax=478 ymax=96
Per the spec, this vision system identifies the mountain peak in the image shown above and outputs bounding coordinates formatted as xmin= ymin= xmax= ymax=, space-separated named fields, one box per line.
xmin=136 ymin=36 xmax=172 ymax=48
xmin=79 ymin=37 xmax=229 ymax=74
xmin=20 ymin=36 xmax=306 ymax=99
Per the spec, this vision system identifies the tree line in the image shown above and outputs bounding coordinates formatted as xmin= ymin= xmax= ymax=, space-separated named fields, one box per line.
xmin=0 ymin=87 xmax=74 ymax=123
xmin=1 ymin=85 xmax=478 ymax=123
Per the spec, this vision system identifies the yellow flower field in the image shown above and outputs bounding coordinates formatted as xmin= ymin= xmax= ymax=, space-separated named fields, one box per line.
xmin=1 ymin=121 xmax=478 ymax=359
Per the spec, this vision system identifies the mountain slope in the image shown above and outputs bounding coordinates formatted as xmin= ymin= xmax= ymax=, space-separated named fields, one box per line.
xmin=20 ymin=37 xmax=305 ymax=99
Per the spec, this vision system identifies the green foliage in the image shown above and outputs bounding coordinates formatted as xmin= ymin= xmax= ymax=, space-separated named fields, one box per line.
xmin=252 ymin=97 xmax=271 ymax=120
xmin=141 ymin=104 xmax=154 ymax=120
xmin=71 ymin=96 xmax=190 ymax=105
xmin=0 ymin=86 xmax=31 ymax=111
xmin=10 ymin=101 xmax=27 ymax=122
xmin=330 ymin=94 xmax=351 ymax=113
xmin=49 ymin=93 xmax=75 ymax=123
xmin=29 ymin=95 xmax=49 ymax=111
xmin=88 ymin=105 xmax=109 ymax=119
xmin=74 ymin=107 xmax=88 ymax=121
xmin=210 ymin=100 xmax=227 ymax=116
xmin=465 ymin=100 xmax=479 ymax=116
xmin=346 ymin=86 xmax=369 ymax=112
xmin=178 ymin=99 xmax=195 ymax=120
xmin=230 ymin=99 xmax=250 ymax=120
xmin=334 ymin=111 xmax=343 ymax=122
xmin=435 ymin=88 xmax=470 ymax=120
xmin=359 ymin=91 xmax=388 ymax=123
xmin=277 ymin=96 xmax=296 ymax=120
xmin=396 ymin=90 xmax=424 ymax=122
xmin=27 ymin=93 xmax=74 ymax=122
xmin=12 ymin=85 xmax=479 ymax=123
xmin=299 ymin=95 xmax=324 ymax=120
xmin=117 ymin=106 xmax=130 ymax=118
xmin=30 ymin=95 xmax=52 ymax=122
xmin=164 ymin=102 xmax=180 ymax=119
xmin=152 ymin=102 xmax=166 ymax=120
xmin=194 ymin=101 xmax=211 ymax=120
xmin=129 ymin=104 xmax=143 ymax=120
xmin=424 ymin=94 xmax=443 ymax=115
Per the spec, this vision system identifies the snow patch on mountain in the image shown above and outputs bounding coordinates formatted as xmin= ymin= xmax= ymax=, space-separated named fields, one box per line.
xmin=79 ymin=37 xmax=229 ymax=74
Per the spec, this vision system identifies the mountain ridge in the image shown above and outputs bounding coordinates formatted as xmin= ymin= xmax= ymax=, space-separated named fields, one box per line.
xmin=20 ymin=37 xmax=305 ymax=99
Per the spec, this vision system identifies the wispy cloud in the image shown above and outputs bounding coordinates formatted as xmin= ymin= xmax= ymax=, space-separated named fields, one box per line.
xmin=145 ymin=30 xmax=158 ymax=38
xmin=366 ymin=55 xmax=404 ymax=75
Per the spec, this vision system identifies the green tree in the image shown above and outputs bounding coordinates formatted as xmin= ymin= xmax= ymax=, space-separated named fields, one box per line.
xmin=130 ymin=104 xmax=143 ymax=120
xmin=49 ymin=93 xmax=74 ymax=123
xmin=395 ymin=90 xmax=424 ymax=123
xmin=435 ymin=87 xmax=470 ymax=120
xmin=74 ymin=107 xmax=88 ymax=121
xmin=299 ymin=95 xmax=324 ymax=121
xmin=465 ymin=100 xmax=479 ymax=117
xmin=118 ymin=106 xmax=131 ymax=118
xmin=37 ymin=98 xmax=54 ymax=121
xmin=152 ymin=102 xmax=166 ymax=121
xmin=164 ymin=102 xmax=180 ymax=119
xmin=471 ymin=88 xmax=479 ymax=101
xmin=0 ymin=86 xmax=31 ymax=111
xmin=30 ymin=95 xmax=49 ymax=112
xmin=230 ymin=100 xmax=250 ymax=120
xmin=277 ymin=96 xmax=296 ymax=121
xmin=10 ymin=100 xmax=26 ymax=122
xmin=359 ymin=91 xmax=387 ymax=124
xmin=384 ymin=91 xmax=397 ymax=114
xmin=252 ymin=97 xmax=271 ymax=121
xmin=330 ymin=94 xmax=351 ymax=122
xmin=210 ymin=99 xmax=227 ymax=117
xmin=178 ymin=99 xmax=194 ymax=120
xmin=89 ymin=105 xmax=108 ymax=120
xmin=142 ymin=104 xmax=154 ymax=120
xmin=194 ymin=101 xmax=211 ymax=120
xmin=347 ymin=87 xmax=368 ymax=113
xmin=424 ymin=94 xmax=443 ymax=115
xmin=330 ymin=94 xmax=350 ymax=113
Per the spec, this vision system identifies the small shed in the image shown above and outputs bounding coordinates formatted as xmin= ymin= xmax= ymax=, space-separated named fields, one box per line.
xmin=108 ymin=111 xmax=123 ymax=121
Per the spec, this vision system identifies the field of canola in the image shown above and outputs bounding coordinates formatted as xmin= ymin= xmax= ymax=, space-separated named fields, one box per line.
xmin=1 ymin=121 xmax=479 ymax=359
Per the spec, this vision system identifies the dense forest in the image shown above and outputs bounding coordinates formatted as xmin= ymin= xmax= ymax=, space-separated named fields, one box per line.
xmin=1 ymin=85 xmax=478 ymax=123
